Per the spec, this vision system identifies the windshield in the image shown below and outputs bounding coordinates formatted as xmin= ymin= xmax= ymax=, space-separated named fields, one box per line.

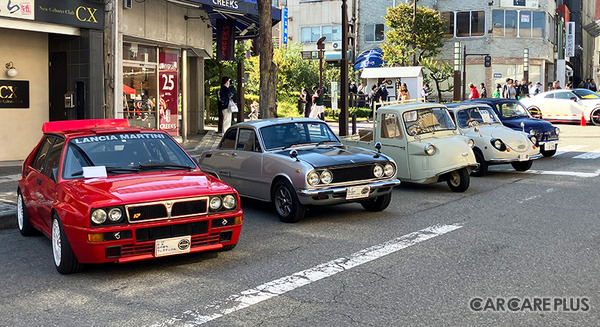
xmin=572 ymin=89 xmax=600 ymax=100
xmin=62 ymin=132 xmax=196 ymax=179
xmin=496 ymin=102 xmax=531 ymax=119
xmin=260 ymin=121 xmax=340 ymax=150
xmin=455 ymin=106 xmax=501 ymax=128
xmin=402 ymin=107 xmax=456 ymax=136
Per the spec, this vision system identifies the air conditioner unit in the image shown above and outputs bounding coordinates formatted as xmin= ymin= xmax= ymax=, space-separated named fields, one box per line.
xmin=332 ymin=41 xmax=342 ymax=50
xmin=123 ymin=0 xmax=132 ymax=9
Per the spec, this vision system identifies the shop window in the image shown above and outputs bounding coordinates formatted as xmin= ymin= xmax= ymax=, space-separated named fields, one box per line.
xmin=301 ymin=25 xmax=342 ymax=43
xmin=122 ymin=63 xmax=158 ymax=129
xmin=494 ymin=10 xmax=543 ymax=38
xmin=456 ymin=11 xmax=485 ymax=37
xmin=365 ymin=24 xmax=385 ymax=42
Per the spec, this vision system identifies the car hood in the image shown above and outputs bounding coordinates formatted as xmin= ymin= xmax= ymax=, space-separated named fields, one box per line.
xmin=275 ymin=145 xmax=384 ymax=168
xmin=500 ymin=117 xmax=554 ymax=133
xmin=465 ymin=125 xmax=529 ymax=142
xmin=62 ymin=170 xmax=233 ymax=206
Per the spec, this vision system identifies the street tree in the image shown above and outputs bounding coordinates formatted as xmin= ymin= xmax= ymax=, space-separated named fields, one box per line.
xmin=421 ymin=58 xmax=453 ymax=103
xmin=381 ymin=4 xmax=444 ymax=67
xmin=257 ymin=0 xmax=278 ymax=118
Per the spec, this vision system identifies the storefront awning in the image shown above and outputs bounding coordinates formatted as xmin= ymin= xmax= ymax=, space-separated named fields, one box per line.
xmin=181 ymin=0 xmax=282 ymax=39
xmin=583 ymin=20 xmax=600 ymax=38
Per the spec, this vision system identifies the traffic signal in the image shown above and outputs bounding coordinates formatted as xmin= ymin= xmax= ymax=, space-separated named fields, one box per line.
xmin=484 ymin=55 xmax=491 ymax=67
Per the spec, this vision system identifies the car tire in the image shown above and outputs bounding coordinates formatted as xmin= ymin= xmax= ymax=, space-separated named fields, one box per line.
xmin=361 ymin=192 xmax=392 ymax=212
xmin=591 ymin=108 xmax=600 ymax=126
xmin=528 ymin=106 xmax=542 ymax=119
xmin=511 ymin=160 xmax=533 ymax=171
xmin=52 ymin=214 xmax=81 ymax=274
xmin=540 ymin=146 xmax=556 ymax=157
xmin=470 ymin=150 xmax=488 ymax=177
xmin=17 ymin=191 xmax=38 ymax=236
xmin=272 ymin=180 xmax=306 ymax=223
xmin=446 ymin=168 xmax=470 ymax=192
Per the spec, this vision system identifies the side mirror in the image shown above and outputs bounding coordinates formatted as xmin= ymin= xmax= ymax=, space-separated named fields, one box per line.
xmin=289 ymin=149 xmax=299 ymax=161
xmin=375 ymin=142 xmax=382 ymax=153
xmin=570 ymin=97 xmax=578 ymax=102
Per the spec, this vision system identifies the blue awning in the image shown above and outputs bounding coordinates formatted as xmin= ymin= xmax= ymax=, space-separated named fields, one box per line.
xmin=185 ymin=0 xmax=282 ymax=39
xmin=354 ymin=48 xmax=386 ymax=71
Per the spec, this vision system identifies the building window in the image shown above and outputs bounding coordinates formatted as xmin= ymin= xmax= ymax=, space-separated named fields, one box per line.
xmin=518 ymin=11 xmax=545 ymax=38
xmin=365 ymin=24 xmax=385 ymax=42
xmin=301 ymin=25 xmax=342 ymax=43
xmin=441 ymin=12 xmax=455 ymax=37
xmin=493 ymin=10 xmax=544 ymax=38
xmin=456 ymin=11 xmax=485 ymax=37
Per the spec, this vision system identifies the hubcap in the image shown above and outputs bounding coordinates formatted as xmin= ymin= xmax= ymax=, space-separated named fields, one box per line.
xmin=449 ymin=171 xmax=460 ymax=187
xmin=17 ymin=194 xmax=23 ymax=230
xmin=275 ymin=186 xmax=292 ymax=217
xmin=52 ymin=219 xmax=62 ymax=266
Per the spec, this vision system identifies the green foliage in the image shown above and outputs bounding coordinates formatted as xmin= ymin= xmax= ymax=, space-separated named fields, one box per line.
xmin=324 ymin=107 xmax=370 ymax=119
xmin=277 ymin=101 xmax=302 ymax=118
xmin=382 ymin=4 xmax=444 ymax=66
xmin=420 ymin=58 xmax=454 ymax=102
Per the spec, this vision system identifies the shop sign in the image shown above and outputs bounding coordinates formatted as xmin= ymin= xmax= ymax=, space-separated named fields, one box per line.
xmin=35 ymin=0 xmax=104 ymax=30
xmin=0 ymin=0 xmax=34 ymax=20
xmin=158 ymin=51 xmax=179 ymax=136
xmin=0 ymin=80 xmax=29 ymax=108
xmin=499 ymin=0 xmax=538 ymax=9
xmin=216 ymin=19 xmax=236 ymax=61
xmin=565 ymin=22 xmax=575 ymax=58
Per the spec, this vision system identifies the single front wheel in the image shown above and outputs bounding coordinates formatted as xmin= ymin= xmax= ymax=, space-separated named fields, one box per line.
xmin=511 ymin=160 xmax=533 ymax=171
xmin=540 ymin=145 xmax=557 ymax=157
xmin=446 ymin=168 xmax=470 ymax=192
xmin=272 ymin=180 xmax=306 ymax=223
xmin=361 ymin=192 xmax=392 ymax=212
xmin=52 ymin=214 xmax=81 ymax=274
xmin=17 ymin=191 xmax=37 ymax=236
xmin=528 ymin=106 xmax=542 ymax=119
xmin=591 ymin=108 xmax=600 ymax=126
xmin=470 ymin=150 xmax=488 ymax=177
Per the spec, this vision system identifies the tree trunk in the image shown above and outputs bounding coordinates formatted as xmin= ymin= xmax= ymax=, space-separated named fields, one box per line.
xmin=257 ymin=0 xmax=278 ymax=118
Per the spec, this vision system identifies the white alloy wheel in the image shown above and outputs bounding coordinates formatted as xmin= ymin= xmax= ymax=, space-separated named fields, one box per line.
xmin=52 ymin=218 xmax=62 ymax=267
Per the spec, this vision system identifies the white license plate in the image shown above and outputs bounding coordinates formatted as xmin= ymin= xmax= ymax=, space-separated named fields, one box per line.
xmin=155 ymin=236 xmax=191 ymax=257
xmin=544 ymin=142 xmax=557 ymax=151
xmin=518 ymin=154 xmax=529 ymax=161
xmin=346 ymin=185 xmax=371 ymax=200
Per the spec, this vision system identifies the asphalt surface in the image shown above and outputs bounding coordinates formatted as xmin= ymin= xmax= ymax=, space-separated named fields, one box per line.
xmin=1 ymin=122 xmax=599 ymax=326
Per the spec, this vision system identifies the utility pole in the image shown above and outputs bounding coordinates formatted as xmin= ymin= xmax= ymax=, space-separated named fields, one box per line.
xmin=412 ymin=0 xmax=418 ymax=66
xmin=316 ymin=36 xmax=326 ymax=89
xmin=340 ymin=0 xmax=349 ymax=136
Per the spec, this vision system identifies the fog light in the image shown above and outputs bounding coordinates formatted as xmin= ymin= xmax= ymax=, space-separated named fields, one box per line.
xmin=88 ymin=233 xmax=104 ymax=242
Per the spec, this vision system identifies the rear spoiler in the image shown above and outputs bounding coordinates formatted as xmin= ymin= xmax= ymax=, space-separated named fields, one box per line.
xmin=42 ymin=119 xmax=130 ymax=133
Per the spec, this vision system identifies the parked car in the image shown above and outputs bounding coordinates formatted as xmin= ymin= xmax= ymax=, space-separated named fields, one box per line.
xmin=197 ymin=118 xmax=400 ymax=223
xmin=468 ymin=98 xmax=560 ymax=157
xmin=17 ymin=119 xmax=243 ymax=274
xmin=446 ymin=103 xmax=542 ymax=176
xmin=341 ymin=103 xmax=478 ymax=192
xmin=520 ymin=88 xmax=600 ymax=126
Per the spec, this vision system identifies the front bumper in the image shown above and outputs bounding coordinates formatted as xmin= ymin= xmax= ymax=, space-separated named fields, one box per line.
xmin=489 ymin=153 xmax=543 ymax=164
xmin=297 ymin=179 xmax=400 ymax=205
xmin=64 ymin=210 xmax=243 ymax=264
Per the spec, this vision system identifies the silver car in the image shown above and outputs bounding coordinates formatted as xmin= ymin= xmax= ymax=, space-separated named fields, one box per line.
xmin=198 ymin=118 xmax=400 ymax=223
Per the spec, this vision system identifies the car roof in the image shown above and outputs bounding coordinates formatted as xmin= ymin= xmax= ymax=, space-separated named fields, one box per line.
xmin=42 ymin=119 xmax=155 ymax=138
xmin=445 ymin=103 xmax=493 ymax=110
xmin=229 ymin=117 xmax=329 ymax=130
xmin=378 ymin=102 xmax=447 ymax=113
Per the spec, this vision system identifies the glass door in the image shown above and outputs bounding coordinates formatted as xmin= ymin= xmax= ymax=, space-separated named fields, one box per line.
xmin=122 ymin=65 xmax=158 ymax=129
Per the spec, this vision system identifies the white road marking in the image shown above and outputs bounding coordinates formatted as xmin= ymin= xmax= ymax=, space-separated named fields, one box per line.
xmin=517 ymin=188 xmax=554 ymax=204
xmin=512 ymin=169 xmax=600 ymax=178
xmin=554 ymin=145 xmax=586 ymax=156
xmin=151 ymin=223 xmax=463 ymax=327
xmin=0 ymin=174 xmax=20 ymax=183
xmin=573 ymin=148 xmax=600 ymax=159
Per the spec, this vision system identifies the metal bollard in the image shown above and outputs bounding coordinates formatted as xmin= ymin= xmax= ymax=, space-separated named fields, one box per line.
xmin=352 ymin=113 xmax=357 ymax=135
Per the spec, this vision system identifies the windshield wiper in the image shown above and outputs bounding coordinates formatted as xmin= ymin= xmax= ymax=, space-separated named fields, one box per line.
xmin=136 ymin=163 xmax=193 ymax=171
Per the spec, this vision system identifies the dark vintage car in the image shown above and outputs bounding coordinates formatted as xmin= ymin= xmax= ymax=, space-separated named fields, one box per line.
xmin=467 ymin=98 xmax=560 ymax=157
xmin=17 ymin=119 xmax=243 ymax=274
xmin=197 ymin=118 xmax=401 ymax=223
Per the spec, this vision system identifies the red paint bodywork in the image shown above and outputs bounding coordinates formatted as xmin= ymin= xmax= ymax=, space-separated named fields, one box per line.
xmin=19 ymin=121 xmax=243 ymax=266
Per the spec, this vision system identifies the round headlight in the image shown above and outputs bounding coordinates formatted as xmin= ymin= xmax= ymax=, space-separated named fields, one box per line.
xmin=91 ymin=209 xmax=107 ymax=225
xmin=308 ymin=171 xmax=320 ymax=186
xmin=529 ymin=129 xmax=536 ymax=135
xmin=494 ymin=139 xmax=503 ymax=149
xmin=320 ymin=170 xmax=333 ymax=184
xmin=209 ymin=197 xmax=222 ymax=211
xmin=223 ymin=194 xmax=236 ymax=210
xmin=384 ymin=163 xmax=395 ymax=177
xmin=555 ymin=127 xmax=560 ymax=135
xmin=529 ymin=136 xmax=537 ymax=144
xmin=373 ymin=165 xmax=384 ymax=178
xmin=467 ymin=138 xmax=475 ymax=148
xmin=108 ymin=208 xmax=122 ymax=222
xmin=424 ymin=144 xmax=436 ymax=156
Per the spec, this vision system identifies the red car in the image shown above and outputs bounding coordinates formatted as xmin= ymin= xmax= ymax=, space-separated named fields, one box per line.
xmin=17 ymin=119 xmax=243 ymax=274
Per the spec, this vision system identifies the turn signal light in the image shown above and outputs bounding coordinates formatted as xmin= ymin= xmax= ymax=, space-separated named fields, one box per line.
xmin=88 ymin=233 xmax=104 ymax=242
xmin=234 ymin=216 xmax=243 ymax=225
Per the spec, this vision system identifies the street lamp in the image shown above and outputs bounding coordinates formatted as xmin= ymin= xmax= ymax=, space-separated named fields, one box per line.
xmin=523 ymin=48 xmax=529 ymax=82
xmin=316 ymin=36 xmax=326 ymax=89
xmin=453 ymin=41 xmax=461 ymax=101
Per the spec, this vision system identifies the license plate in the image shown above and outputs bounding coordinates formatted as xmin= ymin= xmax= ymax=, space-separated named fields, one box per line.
xmin=518 ymin=154 xmax=529 ymax=161
xmin=155 ymin=236 xmax=191 ymax=257
xmin=544 ymin=142 xmax=557 ymax=151
xmin=346 ymin=185 xmax=371 ymax=199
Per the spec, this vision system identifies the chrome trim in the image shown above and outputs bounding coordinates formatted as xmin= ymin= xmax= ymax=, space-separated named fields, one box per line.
xmin=125 ymin=196 xmax=210 ymax=223
xmin=433 ymin=164 xmax=479 ymax=178
xmin=298 ymin=179 xmax=401 ymax=196
xmin=488 ymin=153 xmax=543 ymax=163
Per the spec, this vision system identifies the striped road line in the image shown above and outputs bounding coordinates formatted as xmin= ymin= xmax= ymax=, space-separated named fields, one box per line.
xmin=573 ymin=148 xmax=600 ymax=159
xmin=554 ymin=145 xmax=587 ymax=156
xmin=151 ymin=223 xmax=463 ymax=327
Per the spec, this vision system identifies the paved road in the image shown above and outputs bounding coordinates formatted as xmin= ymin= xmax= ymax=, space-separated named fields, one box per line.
xmin=0 ymin=123 xmax=599 ymax=326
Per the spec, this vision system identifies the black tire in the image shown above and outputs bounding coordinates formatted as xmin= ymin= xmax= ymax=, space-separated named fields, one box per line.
xmin=528 ymin=106 xmax=542 ymax=119
xmin=17 ymin=191 xmax=38 ymax=236
xmin=272 ymin=180 xmax=306 ymax=223
xmin=361 ymin=192 xmax=392 ymax=212
xmin=221 ymin=243 xmax=237 ymax=251
xmin=541 ymin=145 xmax=557 ymax=157
xmin=511 ymin=160 xmax=533 ymax=171
xmin=52 ymin=214 xmax=81 ymax=274
xmin=470 ymin=150 xmax=488 ymax=177
xmin=591 ymin=108 xmax=600 ymax=126
xmin=446 ymin=168 xmax=470 ymax=192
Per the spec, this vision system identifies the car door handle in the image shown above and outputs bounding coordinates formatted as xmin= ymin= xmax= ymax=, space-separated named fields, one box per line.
xmin=37 ymin=178 xmax=42 ymax=185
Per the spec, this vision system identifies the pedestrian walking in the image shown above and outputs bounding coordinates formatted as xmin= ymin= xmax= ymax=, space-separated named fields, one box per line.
xmin=550 ymin=80 xmax=561 ymax=90
xmin=218 ymin=76 xmax=235 ymax=133
xmin=589 ymin=79 xmax=597 ymax=92
xmin=367 ymin=84 xmax=378 ymax=121
xmin=480 ymin=83 xmax=487 ymax=98
xmin=421 ymin=84 xmax=431 ymax=102
xmin=468 ymin=82 xmax=480 ymax=99
xmin=502 ymin=78 xmax=517 ymax=99
xmin=398 ymin=82 xmax=410 ymax=101
xmin=310 ymin=85 xmax=325 ymax=120
xmin=492 ymin=84 xmax=501 ymax=98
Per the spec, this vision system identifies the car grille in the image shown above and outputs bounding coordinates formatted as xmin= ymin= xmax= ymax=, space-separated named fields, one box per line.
xmin=329 ymin=163 xmax=386 ymax=184
xmin=535 ymin=130 xmax=559 ymax=142
xmin=135 ymin=221 xmax=209 ymax=242
xmin=127 ymin=197 xmax=208 ymax=223
xmin=121 ymin=233 xmax=221 ymax=257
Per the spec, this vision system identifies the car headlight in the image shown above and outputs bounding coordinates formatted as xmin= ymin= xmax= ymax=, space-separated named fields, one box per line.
xmin=308 ymin=171 xmax=320 ymax=186
xmin=320 ymin=170 xmax=333 ymax=184
xmin=373 ymin=165 xmax=384 ymax=178
xmin=384 ymin=163 xmax=395 ymax=177
xmin=91 ymin=209 xmax=107 ymax=225
xmin=555 ymin=127 xmax=560 ymax=135
xmin=491 ymin=138 xmax=506 ymax=151
xmin=467 ymin=138 xmax=475 ymax=148
xmin=209 ymin=196 xmax=222 ymax=211
xmin=528 ymin=135 xmax=537 ymax=145
xmin=223 ymin=194 xmax=237 ymax=210
xmin=529 ymin=129 xmax=536 ymax=135
xmin=108 ymin=208 xmax=122 ymax=222
xmin=424 ymin=144 xmax=436 ymax=156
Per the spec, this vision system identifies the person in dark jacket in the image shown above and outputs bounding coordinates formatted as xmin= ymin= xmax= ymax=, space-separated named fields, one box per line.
xmin=218 ymin=76 xmax=235 ymax=133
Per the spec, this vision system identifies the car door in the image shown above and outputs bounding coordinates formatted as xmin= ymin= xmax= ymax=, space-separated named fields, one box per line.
xmin=207 ymin=128 xmax=238 ymax=187
xmin=553 ymin=91 xmax=585 ymax=119
xmin=21 ymin=136 xmax=54 ymax=228
xmin=227 ymin=128 xmax=264 ymax=196
xmin=37 ymin=136 xmax=65 ymax=229
xmin=379 ymin=113 xmax=409 ymax=179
